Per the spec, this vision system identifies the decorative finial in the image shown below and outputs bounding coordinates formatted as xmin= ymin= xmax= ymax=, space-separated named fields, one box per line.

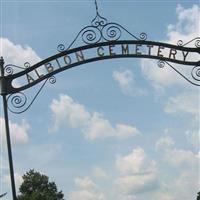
xmin=95 ymin=0 xmax=99 ymax=15
xmin=0 ymin=57 xmax=4 ymax=68
xmin=91 ymin=0 xmax=107 ymax=28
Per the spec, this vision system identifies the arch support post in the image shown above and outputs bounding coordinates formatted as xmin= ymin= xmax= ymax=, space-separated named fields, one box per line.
xmin=0 ymin=57 xmax=17 ymax=200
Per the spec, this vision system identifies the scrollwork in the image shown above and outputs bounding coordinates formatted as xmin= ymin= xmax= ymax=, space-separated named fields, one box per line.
xmin=157 ymin=60 xmax=165 ymax=68
xmin=24 ymin=62 xmax=31 ymax=68
xmin=91 ymin=13 xmax=107 ymax=28
xmin=4 ymin=65 xmax=14 ymax=75
xmin=195 ymin=39 xmax=200 ymax=48
xmin=177 ymin=37 xmax=200 ymax=47
xmin=102 ymin=23 xmax=121 ymax=41
xmin=4 ymin=64 xmax=26 ymax=76
xmin=49 ymin=76 xmax=56 ymax=84
xmin=82 ymin=27 xmax=101 ymax=44
xmin=177 ymin=40 xmax=183 ymax=46
xmin=139 ymin=32 xmax=147 ymax=41
xmin=57 ymin=44 xmax=66 ymax=52
xmin=191 ymin=66 xmax=200 ymax=81
xmin=6 ymin=76 xmax=57 ymax=114
xmin=7 ymin=92 xmax=27 ymax=114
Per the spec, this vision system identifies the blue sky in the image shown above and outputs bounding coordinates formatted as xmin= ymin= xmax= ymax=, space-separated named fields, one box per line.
xmin=0 ymin=1 xmax=199 ymax=200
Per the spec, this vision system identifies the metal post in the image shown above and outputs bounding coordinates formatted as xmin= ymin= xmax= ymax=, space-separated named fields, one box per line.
xmin=0 ymin=57 xmax=17 ymax=200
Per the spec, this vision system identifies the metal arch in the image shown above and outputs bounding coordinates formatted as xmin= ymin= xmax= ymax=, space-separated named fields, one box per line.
xmin=1 ymin=39 xmax=199 ymax=95
xmin=1 ymin=2 xmax=199 ymax=95
xmin=0 ymin=1 xmax=199 ymax=200
xmin=6 ymin=76 xmax=56 ymax=114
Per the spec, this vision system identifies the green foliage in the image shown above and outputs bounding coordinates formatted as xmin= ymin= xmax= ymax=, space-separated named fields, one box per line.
xmin=17 ymin=169 xmax=64 ymax=200
xmin=197 ymin=191 xmax=200 ymax=200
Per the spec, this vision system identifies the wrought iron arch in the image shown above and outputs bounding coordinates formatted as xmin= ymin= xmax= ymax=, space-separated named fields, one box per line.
xmin=0 ymin=1 xmax=199 ymax=200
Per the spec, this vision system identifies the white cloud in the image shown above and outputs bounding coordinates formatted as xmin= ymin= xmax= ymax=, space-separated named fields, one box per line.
xmin=50 ymin=94 xmax=140 ymax=140
xmin=3 ymin=173 xmax=23 ymax=190
xmin=74 ymin=177 xmax=97 ymax=191
xmin=50 ymin=95 xmax=90 ymax=131
xmin=167 ymin=4 xmax=200 ymax=43
xmin=113 ymin=70 xmax=147 ymax=96
xmin=0 ymin=38 xmax=41 ymax=66
xmin=0 ymin=118 xmax=29 ymax=145
xmin=68 ymin=177 xmax=106 ymax=200
xmin=115 ymin=124 xmax=140 ymax=140
xmin=116 ymin=173 xmax=158 ymax=195
xmin=164 ymin=148 xmax=197 ymax=168
xmin=92 ymin=167 xmax=108 ymax=179
xmin=164 ymin=91 xmax=199 ymax=117
xmin=155 ymin=136 xmax=175 ymax=150
xmin=116 ymin=148 xmax=158 ymax=196
xmin=141 ymin=4 xmax=200 ymax=88
xmin=154 ymin=147 xmax=199 ymax=200
xmin=116 ymin=147 xmax=157 ymax=175
xmin=0 ymin=38 xmax=41 ymax=88
xmin=185 ymin=129 xmax=200 ymax=147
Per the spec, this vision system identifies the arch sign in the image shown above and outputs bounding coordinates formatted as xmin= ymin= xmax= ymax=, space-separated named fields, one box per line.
xmin=0 ymin=2 xmax=199 ymax=200
xmin=1 ymin=6 xmax=200 ymax=98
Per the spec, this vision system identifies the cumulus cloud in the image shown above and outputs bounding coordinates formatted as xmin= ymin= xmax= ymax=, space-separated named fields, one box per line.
xmin=0 ymin=118 xmax=29 ymax=145
xmin=164 ymin=148 xmax=197 ymax=168
xmin=155 ymin=136 xmax=175 ymax=150
xmin=92 ymin=167 xmax=108 ymax=179
xmin=164 ymin=91 xmax=199 ymax=117
xmin=50 ymin=94 xmax=140 ymax=140
xmin=153 ymin=132 xmax=199 ymax=200
xmin=115 ymin=147 xmax=159 ymax=197
xmin=0 ymin=38 xmax=41 ymax=66
xmin=113 ymin=69 xmax=147 ymax=96
xmin=0 ymin=38 xmax=41 ymax=88
xmin=154 ymin=136 xmax=199 ymax=200
xmin=141 ymin=4 xmax=200 ymax=88
xmin=68 ymin=177 xmax=106 ymax=200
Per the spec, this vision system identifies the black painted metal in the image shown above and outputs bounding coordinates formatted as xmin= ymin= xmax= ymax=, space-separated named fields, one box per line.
xmin=0 ymin=1 xmax=199 ymax=199
xmin=2 ymin=40 xmax=200 ymax=95
xmin=0 ymin=57 xmax=17 ymax=200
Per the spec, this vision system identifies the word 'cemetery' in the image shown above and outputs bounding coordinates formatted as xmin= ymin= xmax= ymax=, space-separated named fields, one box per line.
xmin=18 ymin=43 xmax=198 ymax=85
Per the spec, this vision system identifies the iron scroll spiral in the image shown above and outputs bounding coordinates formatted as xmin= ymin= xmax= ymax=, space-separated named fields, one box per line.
xmin=57 ymin=44 xmax=66 ymax=52
xmin=91 ymin=14 xmax=107 ymax=27
xmin=4 ymin=65 xmax=14 ymax=75
xmin=157 ymin=60 xmax=166 ymax=68
xmin=195 ymin=39 xmax=200 ymax=48
xmin=191 ymin=66 xmax=200 ymax=81
xmin=49 ymin=76 xmax=56 ymax=84
xmin=139 ymin=32 xmax=147 ymax=41
xmin=102 ymin=24 xmax=122 ymax=41
xmin=7 ymin=92 xmax=28 ymax=114
xmin=4 ymin=64 xmax=27 ymax=75
xmin=177 ymin=37 xmax=200 ymax=47
xmin=82 ymin=27 xmax=102 ymax=44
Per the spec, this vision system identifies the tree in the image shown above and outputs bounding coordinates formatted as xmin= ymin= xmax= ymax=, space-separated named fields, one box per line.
xmin=197 ymin=191 xmax=200 ymax=200
xmin=17 ymin=169 xmax=64 ymax=200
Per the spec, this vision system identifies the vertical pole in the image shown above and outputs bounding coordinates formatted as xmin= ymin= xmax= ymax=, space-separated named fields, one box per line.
xmin=0 ymin=57 xmax=17 ymax=200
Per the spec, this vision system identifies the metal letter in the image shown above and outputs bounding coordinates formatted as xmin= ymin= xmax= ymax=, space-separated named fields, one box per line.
xmin=109 ymin=45 xmax=116 ymax=56
xmin=135 ymin=44 xmax=142 ymax=55
xmin=121 ymin=44 xmax=129 ymax=54
xmin=75 ymin=51 xmax=85 ymax=62
xmin=63 ymin=55 xmax=72 ymax=65
xmin=157 ymin=46 xmax=164 ymax=57
xmin=147 ymin=45 xmax=153 ymax=55
xmin=182 ymin=51 xmax=189 ymax=62
xmin=169 ymin=48 xmax=177 ymax=60
xmin=26 ymin=74 xmax=35 ymax=83
xmin=97 ymin=46 xmax=105 ymax=57
xmin=44 ymin=62 xmax=54 ymax=73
